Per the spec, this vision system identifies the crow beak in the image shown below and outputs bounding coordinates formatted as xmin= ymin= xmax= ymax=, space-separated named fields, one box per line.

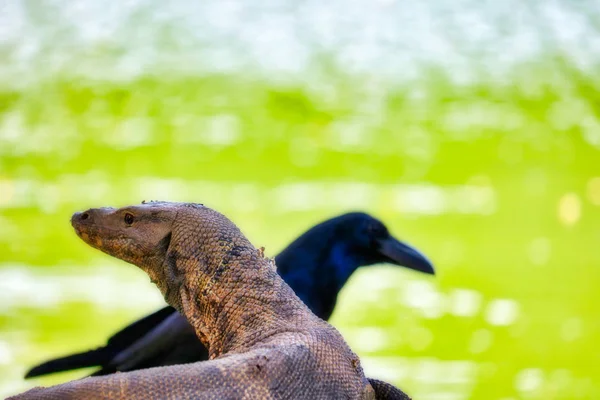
xmin=377 ymin=236 xmax=435 ymax=275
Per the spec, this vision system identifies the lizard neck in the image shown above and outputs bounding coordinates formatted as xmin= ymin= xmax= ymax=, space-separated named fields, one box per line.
xmin=173 ymin=243 xmax=312 ymax=359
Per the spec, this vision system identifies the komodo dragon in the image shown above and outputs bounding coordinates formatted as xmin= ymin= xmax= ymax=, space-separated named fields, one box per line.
xmin=10 ymin=202 xmax=411 ymax=399
xmin=26 ymin=212 xmax=434 ymax=378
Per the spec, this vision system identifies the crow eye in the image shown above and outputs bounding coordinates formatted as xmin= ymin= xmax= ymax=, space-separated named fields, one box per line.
xmin=124 ymin=213 xmax=135 ymax=225
xmin=367 ymin=223 xmax=386 ymax=236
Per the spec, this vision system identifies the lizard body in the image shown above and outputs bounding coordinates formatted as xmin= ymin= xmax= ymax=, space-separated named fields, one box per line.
xmin=11 ymin=202 xmax=410 ymax=399
xmin=26 ymin=212 xmax=433 ymax=379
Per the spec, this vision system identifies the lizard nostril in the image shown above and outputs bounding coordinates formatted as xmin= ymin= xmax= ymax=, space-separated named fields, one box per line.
xmin=80 ymin=212 xmax=90 ymax=221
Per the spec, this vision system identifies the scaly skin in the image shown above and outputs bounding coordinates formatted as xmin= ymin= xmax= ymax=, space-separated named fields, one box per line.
xmin=11 ymin=202 xmax=410 ymax=399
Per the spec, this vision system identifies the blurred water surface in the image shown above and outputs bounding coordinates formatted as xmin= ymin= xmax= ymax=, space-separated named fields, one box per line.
xmin=1 ymin=0 xmax=599 ymax=399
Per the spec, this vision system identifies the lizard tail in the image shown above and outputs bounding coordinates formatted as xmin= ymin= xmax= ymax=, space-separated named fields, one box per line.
xmin=368 ymin=378 xmax=412 ymax=400
xmin=25 ymin=348 xmax=115 ymax=379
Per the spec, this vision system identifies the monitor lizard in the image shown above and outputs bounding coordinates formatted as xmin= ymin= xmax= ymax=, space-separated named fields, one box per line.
xmin=10 ymin=201 xmax=411 ymax=399
xmin=26 ymin=211 xmax=433 ymax=379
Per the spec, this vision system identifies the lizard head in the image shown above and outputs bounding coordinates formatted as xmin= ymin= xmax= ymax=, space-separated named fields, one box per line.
xmin=71 ymin=201 xmax=180 ymax=273
xmin=71 ymin=201 xmax=254 ymax=307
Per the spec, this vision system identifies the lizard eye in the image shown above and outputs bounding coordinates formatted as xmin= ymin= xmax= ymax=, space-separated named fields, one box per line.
xmin=124 ymin=213 xmax=135 ymax=225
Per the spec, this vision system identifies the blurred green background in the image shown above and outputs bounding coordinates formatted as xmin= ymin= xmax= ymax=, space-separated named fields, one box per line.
xmin=1 ymin=0 xmax=599 ymax=399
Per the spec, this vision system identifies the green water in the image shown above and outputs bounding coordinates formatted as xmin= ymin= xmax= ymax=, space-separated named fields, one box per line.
xmin=0 ymin=65 xmax=599 ymax=399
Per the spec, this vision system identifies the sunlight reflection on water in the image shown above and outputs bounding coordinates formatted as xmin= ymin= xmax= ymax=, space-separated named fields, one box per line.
xmin=1 ymin=0 xmax=599 ymax=85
